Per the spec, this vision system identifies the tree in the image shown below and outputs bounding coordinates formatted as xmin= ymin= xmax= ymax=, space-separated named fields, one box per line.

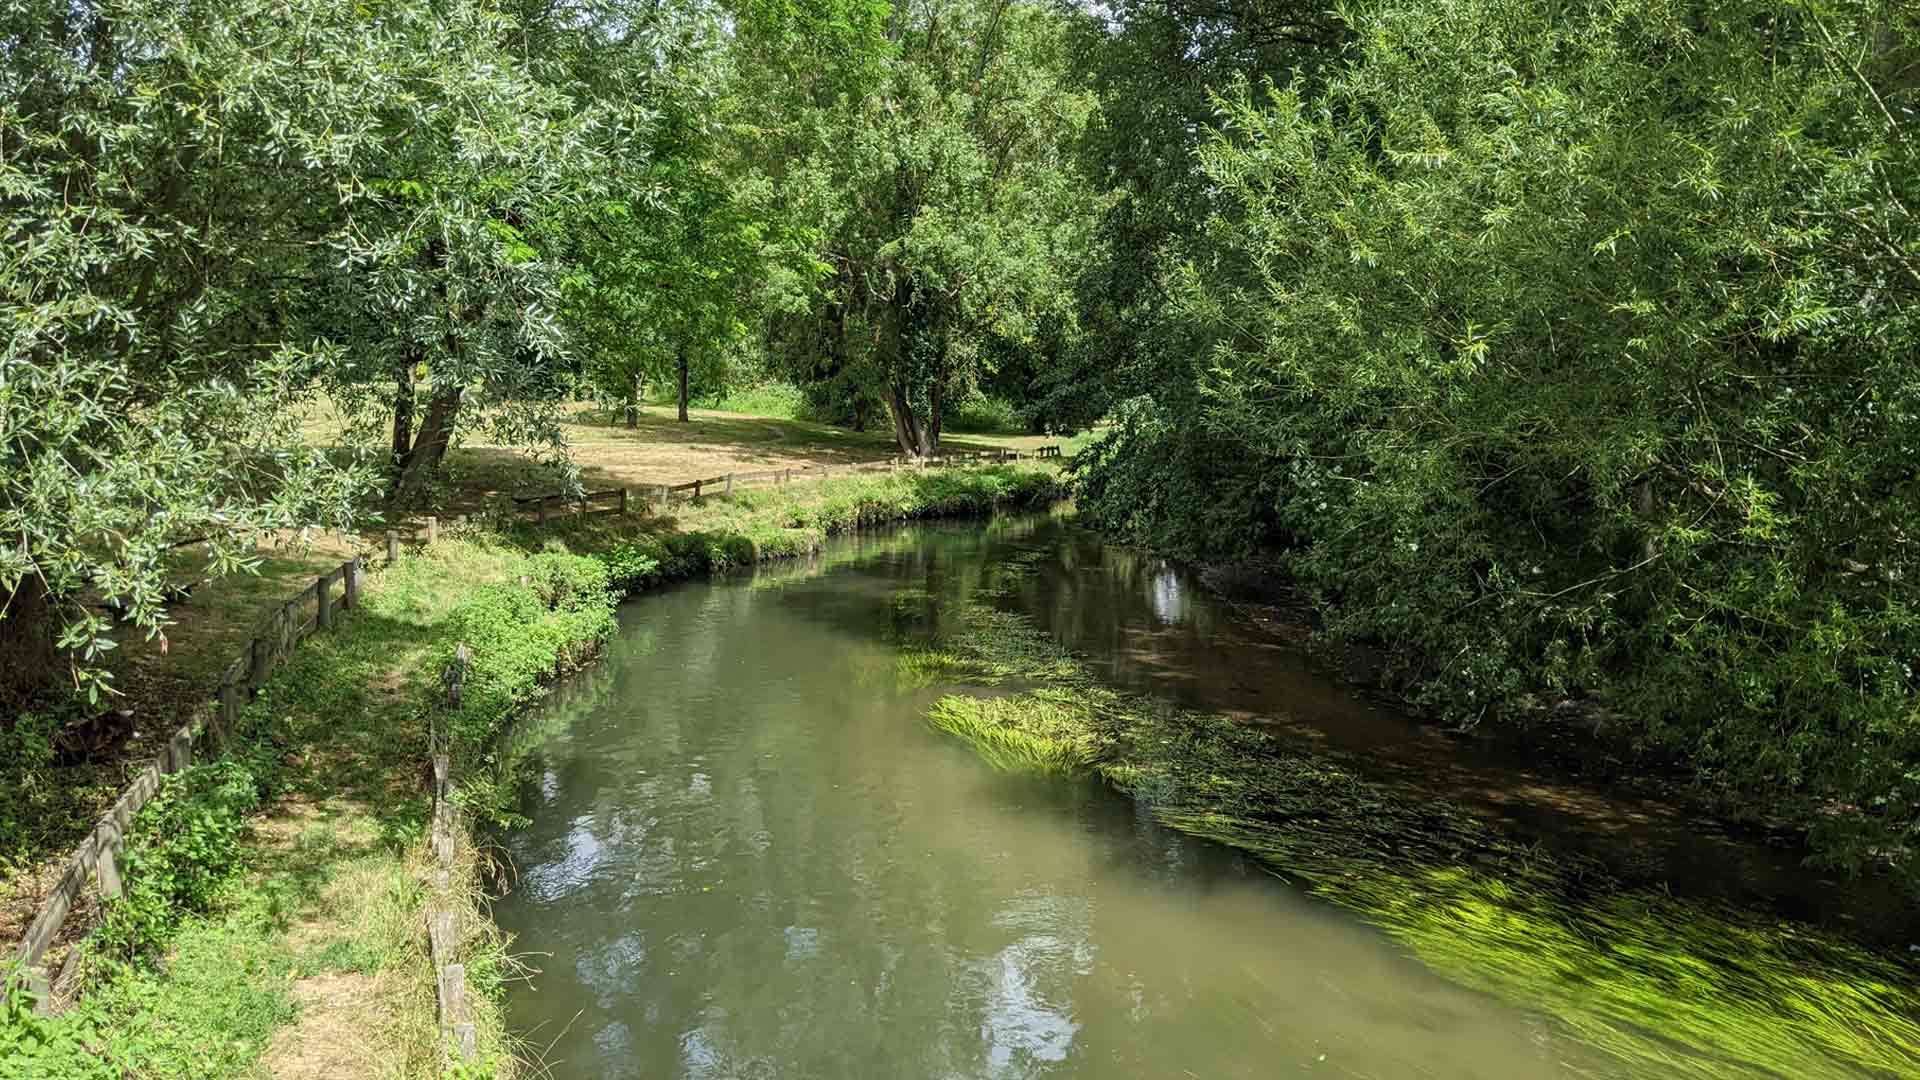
xmin=0 ymin=0 xmax=651 ymax=700
xmin=739 ymin=0 xmax=1101 ymax=457
xmin=1074 ymin=0 xmax=1920 ymax=883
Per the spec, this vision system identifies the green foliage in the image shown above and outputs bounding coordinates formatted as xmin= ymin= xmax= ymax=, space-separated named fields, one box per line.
xmin=94 ymin=761 xmax=261 ymax=967
xmin=0 ymin=0 xmax=667 ymax=696
xmin=696 ymin=382 xmax=815 ymax=420
xmin=1075 ymin=0 xmax=1920 ymax=883
xmin=921 ymin=603 xmax=1920 ymax=1080
xmin=441 ymin=579 xmax=615 ymax=756
xmin=0 ymin=711 xmax=110 ymax=879
xmin=600 ymin=537 xmax=671 ymax=592
xmin=739 ymin=0 xmax=1104 ymax=455
xmin=943 ymin=393 xmax=1023 ymax=435
xmin=1 ymin=908 xmax=297 ymax=1080
xmin=524 ymin=553 xmax=615 ymax=615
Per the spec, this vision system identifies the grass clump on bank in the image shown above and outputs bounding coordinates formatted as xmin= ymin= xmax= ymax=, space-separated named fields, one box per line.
xmin=525 ymin=464 xmax=1066 ymax=580
xmin=918 ymin=606 xmax=1920 ymax=1080
xmin=1 ymin=538 xmax=618 ymax=1080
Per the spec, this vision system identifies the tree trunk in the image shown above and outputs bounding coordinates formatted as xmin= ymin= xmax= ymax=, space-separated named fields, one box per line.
xmin=927 ymin=379 xmax=943 ymax=456
xmin=390 ymin=387 xmax=463 ymax=503
xmin=626 ymin=371 xmax=642 ymax=428
xmin=887 ymin=382 xmax=927 ymax=458
xmin=677 ymin=350 xmax=690 ymax=423
xmin=0 ymin=575 xmax=61 ymax=704
xmin=390 ymin=349 xmax=418 ymax=474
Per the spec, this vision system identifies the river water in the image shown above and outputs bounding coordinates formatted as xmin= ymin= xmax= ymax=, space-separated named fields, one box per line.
xmin=494 ymin=517 xmax=1910 ymax=1079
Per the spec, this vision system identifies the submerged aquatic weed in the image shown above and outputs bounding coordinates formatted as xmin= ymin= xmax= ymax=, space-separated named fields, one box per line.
xmin=927 ymin=694 xmax=1102 ymax=776
xmin=919 ymin=608 xmax=1920 ymax=1080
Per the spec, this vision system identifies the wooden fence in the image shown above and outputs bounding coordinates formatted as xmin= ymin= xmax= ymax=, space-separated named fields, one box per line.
xmin=3 ymin=517 xmax=447 ymax=1015
xmin=427 ymin=645 xmax=478 ymax=1069
xmin=518 ymin=446 xmax=1061 ymax=519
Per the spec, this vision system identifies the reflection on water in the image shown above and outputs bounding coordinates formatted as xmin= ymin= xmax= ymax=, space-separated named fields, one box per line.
xmin=496 ymin=525 xmax=1618 ymax=1079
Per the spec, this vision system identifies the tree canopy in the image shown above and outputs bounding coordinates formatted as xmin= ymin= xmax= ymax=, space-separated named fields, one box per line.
xmin=8 ymin=0 xmax=1920 ymax=886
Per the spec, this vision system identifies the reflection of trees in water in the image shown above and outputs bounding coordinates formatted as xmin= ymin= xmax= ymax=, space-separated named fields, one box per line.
xmin=500 ymin=564 xmax=1128 ymax=1076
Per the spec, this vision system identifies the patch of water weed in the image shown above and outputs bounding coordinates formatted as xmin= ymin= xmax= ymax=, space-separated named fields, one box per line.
xmin=920 ymin=609 xmax=1920 ymax=1080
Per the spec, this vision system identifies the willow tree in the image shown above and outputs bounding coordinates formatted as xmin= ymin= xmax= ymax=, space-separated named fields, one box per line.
xmin=740 ymin=0 xmax=1100 ymax=457
xmin=1075 ymin=0 xmax=1920 ymax=882
xmin=0 ymin=0 xmax=648 ymax=701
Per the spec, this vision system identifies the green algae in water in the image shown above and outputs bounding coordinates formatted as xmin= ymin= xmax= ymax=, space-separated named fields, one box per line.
xmin=918 ymin=606 xmax=1920 ymax=1080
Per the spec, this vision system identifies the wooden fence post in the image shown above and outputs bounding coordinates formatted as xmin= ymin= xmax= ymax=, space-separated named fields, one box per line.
xmin=725 ymin=473 xmax=734 ymax=495
xmin=220 ymin=671 xmax=241 ymax=741
xmin=656 ymin=485 xmax=669 ymax=508
xmin=316 ymin=573 xmax=333 ymax=631
xmin=426 ymin=516 xmax=438 ymax=544
xmin=537 ymin=499 xmax=548 ymax=525
xmin=693 ymin=479 xmax=702 ymax=500
xmin=619 ymin=488 xmax=630 ymax=514
xmin=447 ymin=643 xmax=469 ymax=709
xmin=343 ymin=558 xmax=360 ymax=611
xmin=387 ymin=530 xmax=400 ymax=562
xmin=250 ymin=634 xmax=269 ymax=689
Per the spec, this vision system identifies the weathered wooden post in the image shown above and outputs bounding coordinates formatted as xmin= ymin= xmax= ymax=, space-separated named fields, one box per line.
xmin=656 ymin=484 xmax=669 ymax=508
xmin=220 ymin=669 xmax=242 ymax=741
xmin=693 ymin=479 xmax=702 ymax=500
xmin=387 ymin=530 xmax=401 ymax=562
xmin=343 ymin=557 xmax=360 ymax=610
xmin=282 ymin=598 xmax=299 ymax=648
xmin=426 ymin=515 xmax=438 ymax=544
xmin=220 ymin=669 xmax=241 ymax=738
xmin=537 ymin=499 xmax=548 ymax=525
xmin=249 ymin=634 xmax=269 ymax=689
xmin=447 ymin=643 xmax=469 ymax=709
xmin=619 ymin=488 xmax=630 ymax=514
xmin=316 ymin=573 xmax=333 ymax=631
xmin=95 ymin=826 xmax=124 ymax=901
xmin=725 ymin=473 xmax=734 ymax=495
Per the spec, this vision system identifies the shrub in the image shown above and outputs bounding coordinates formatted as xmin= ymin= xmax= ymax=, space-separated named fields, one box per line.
xmin=599 ymin=537 xmax=669 ymax=592
xmin=94 ymin=760 xmax=261 ymax=966
xmin=524 ymin=552 xmax=614 ymax=613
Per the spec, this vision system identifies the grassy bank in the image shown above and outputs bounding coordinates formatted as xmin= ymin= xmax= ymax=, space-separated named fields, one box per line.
xmin=909 ymin=597 xmax=1920 ymax=1080
xmin=506 ymin=463 xmax=1066 ymax=577
xmin=1 ymin=466 xmax=1065 ymax=1080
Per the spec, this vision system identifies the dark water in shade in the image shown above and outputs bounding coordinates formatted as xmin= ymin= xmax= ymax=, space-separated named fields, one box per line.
xmin=493 ymin=518 xmax=1908 ymax=1079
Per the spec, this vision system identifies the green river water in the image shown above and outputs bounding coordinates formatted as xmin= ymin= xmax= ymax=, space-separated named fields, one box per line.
xmin=494 ymin=517 xmax=1915 ymax=1079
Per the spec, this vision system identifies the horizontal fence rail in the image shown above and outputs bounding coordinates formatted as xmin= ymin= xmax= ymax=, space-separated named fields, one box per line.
xmin=4 ymin=514 xmax=452 ymax=1014
xmin=515 ymin=445 xmax=1062 ymax=518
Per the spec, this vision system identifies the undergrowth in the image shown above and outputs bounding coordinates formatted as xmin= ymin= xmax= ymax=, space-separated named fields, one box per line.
xmin=1 ymin=539 xmax=614 ymax=1080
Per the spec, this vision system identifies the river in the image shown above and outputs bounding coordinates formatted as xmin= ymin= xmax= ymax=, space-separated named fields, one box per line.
xmin=493 ymin=516 xmax=1915 ymax=1078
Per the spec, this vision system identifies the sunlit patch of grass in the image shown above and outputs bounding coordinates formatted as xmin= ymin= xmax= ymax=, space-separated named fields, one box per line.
xmin=916 ymin=606 xmax=1920 ymax=1080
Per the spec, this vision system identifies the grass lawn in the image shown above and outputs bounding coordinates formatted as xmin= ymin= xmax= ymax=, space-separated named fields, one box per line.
xmin=306 ymin=399 xmax=1094 ymax=511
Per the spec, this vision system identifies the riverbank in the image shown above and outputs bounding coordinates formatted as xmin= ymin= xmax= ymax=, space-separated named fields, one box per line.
xmin=1 ymin=465 xmax=1066 ymax=1079
xmin=910 ymin=586 xmax=1920 ymax=1079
